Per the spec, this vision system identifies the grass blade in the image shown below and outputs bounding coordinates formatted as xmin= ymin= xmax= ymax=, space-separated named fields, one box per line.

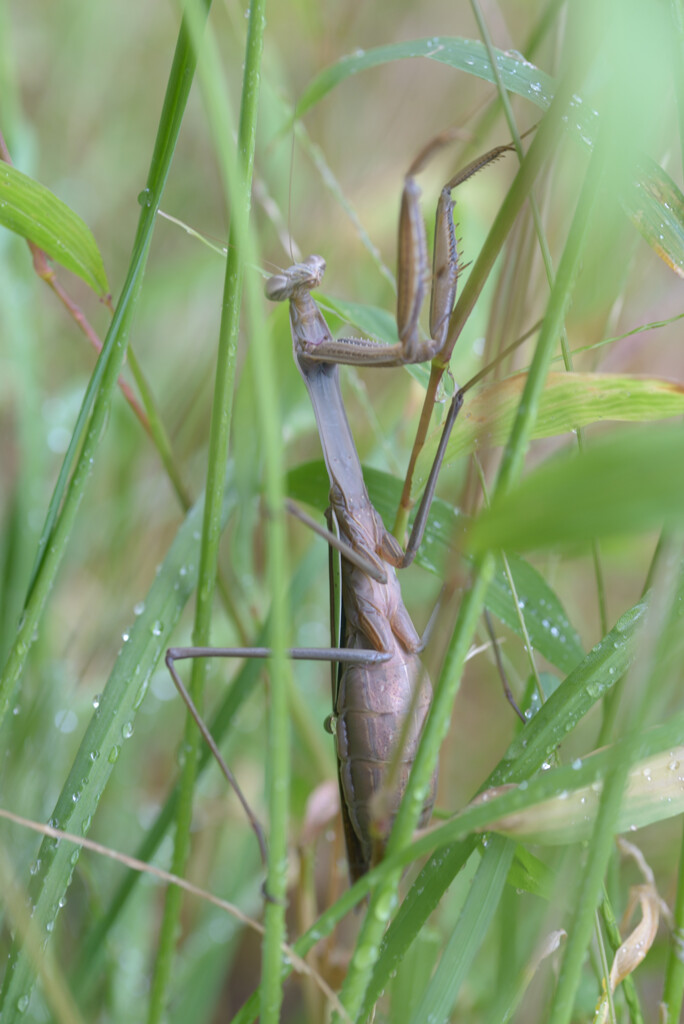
xmin=0 ymin=484 xmax=235 ymax=1021
xmin=0 ymin=0 xmax=211 ymax=737
xmin=145 ymin=1 xmax=271 ymax=1021
xmin=409 ymin=837 xmax=514 ymax=1024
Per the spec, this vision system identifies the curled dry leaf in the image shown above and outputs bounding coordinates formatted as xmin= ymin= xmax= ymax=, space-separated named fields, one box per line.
xmin=594 ymin=884 xmax=661 ymax=1023
xmin=594 ymin=839 xmax=665 ymax=1023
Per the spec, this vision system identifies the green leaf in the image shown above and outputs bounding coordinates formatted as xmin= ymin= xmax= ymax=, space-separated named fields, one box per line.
xmin=629 ymin=157 xmax=684 ymax=278
xmin=296 ymin=38 xmax=684 ymax=277
xmin=468 ymin=425 xmax=684 ymax=554
xmin=484 ymin=743 xmax=684 ymax=845
xmin=295 ymin=38 xmax=556 ymax=120
xmin=0 ymin=162 xmax=109 ymax=295
xmin=409 ymin=836 xmax=514 ymax=1024
xmin=416 ymin=373 xmax=684 ymax=485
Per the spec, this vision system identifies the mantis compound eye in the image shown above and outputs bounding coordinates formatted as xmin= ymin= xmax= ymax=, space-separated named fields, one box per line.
xmin=264 ymin=273 xmax=289 ymax=302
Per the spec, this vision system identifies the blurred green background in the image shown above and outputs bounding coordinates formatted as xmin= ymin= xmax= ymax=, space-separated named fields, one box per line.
xmin=1 ymin=1 xmax=684 ymax=1021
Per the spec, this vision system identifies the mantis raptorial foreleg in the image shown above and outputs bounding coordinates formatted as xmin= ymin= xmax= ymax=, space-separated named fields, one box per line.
xmin=265 ymin=140 xmax=515 ymax=369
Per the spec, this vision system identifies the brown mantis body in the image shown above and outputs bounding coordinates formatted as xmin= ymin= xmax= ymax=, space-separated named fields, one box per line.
xmin=267 ymin=257 xmax=437 ymax=879
xmin=167 ymin=136 xmax=517 ymax=880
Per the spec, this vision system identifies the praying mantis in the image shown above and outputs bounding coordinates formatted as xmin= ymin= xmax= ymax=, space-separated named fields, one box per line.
xmin=166 ymin=134 xmax=521 ymax=882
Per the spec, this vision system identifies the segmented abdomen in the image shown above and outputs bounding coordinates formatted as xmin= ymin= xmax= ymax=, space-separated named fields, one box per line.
xmin=335 ymin=646 xmax=436 ymax=878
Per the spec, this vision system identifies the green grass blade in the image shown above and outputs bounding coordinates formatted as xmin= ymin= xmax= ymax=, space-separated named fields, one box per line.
xmin=406 ymin=713 xmax=684 ymax=867
xmin=356 ymin=593 xmax=647 ymax=1016
xmin=71 ymin=546 xmax=320 ymax=1007
xmin=145 ymin=2 xmax=270 ymax=1021
xmin=0 ymin=161 xmax=109 ymax=295
xmin=662 ymin=820 xmax=684 ymax=1022
xmin=409 ymin=837 xmax=514 ymax=1024
xmin=484 ymin=744 xmax=684 ymax=844
xmin=0 ymin=484 xmax=235 ymax=1021
xmin=295 ymin=38 xmax=555 ymax=119
xmin=0 ymin=0 xmax=211 ymax=736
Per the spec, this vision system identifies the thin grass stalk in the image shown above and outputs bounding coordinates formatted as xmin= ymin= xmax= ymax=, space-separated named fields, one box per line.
xmin=0 ymin=1 xmax=213 ymax=734
xmin=159 ymin=2 xmax=292 ymax=1020
xmin=473 ymin=0 xmax=609 ymax=638
xmin=0 ymin=849 xmax=85 ymax=1024
xmin=669 ymin=0 xmax=684 ymax=177
xmin=662 ymin=24 xmax=684 ymax=1015
xmin=662 ymin=818 xmax=684 ymax=1022
xmin=476 ymin=463 xmax=543 ymax=698
xmin=145 ymin=1 xmax=269 ymax=1021
xmin=73 ymin=543 xmax=325 ymax=1004
xmin=598 ymin=887 xmax=645 ymax=1023
xmin=196 ymin=11 xmax=294 ymax=1019
xmin=0 ymin=10 xmax=212 ymax=1019
xmin=593 ymin=907 xmax=617 ymax=1024
xmin=548 ymin=775 xmax=632 ymax=1023
xmin=125 ymin=345 xmax=193 ymax=508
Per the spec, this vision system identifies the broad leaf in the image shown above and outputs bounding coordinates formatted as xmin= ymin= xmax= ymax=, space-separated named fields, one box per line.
xmin=468 ymin=425 xmax=684 ymax=553
xmin=0 ymin=161 xmax=109 ymax=295
xmin=415 ymin=372 xmax=684 ymax=487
